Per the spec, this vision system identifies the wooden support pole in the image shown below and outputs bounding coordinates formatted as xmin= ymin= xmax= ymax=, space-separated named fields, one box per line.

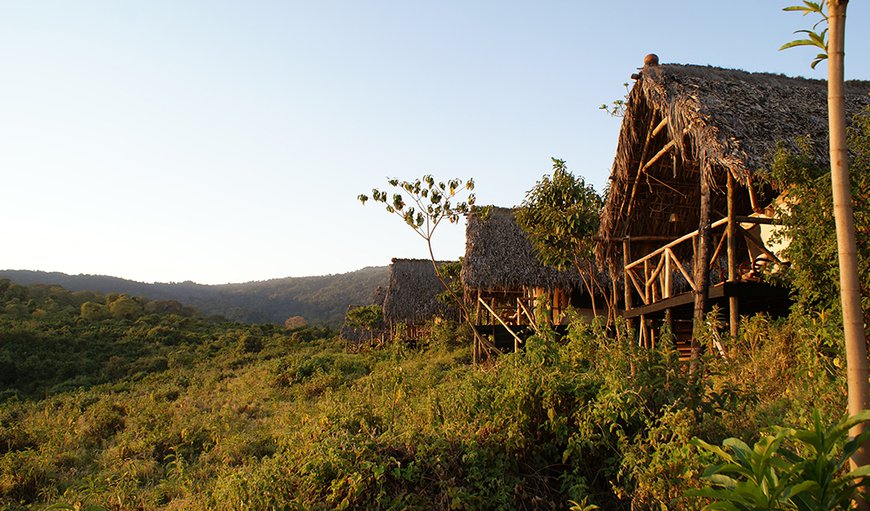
xmin=474 ymin=289 xmax=482 ymax=366
xmin=664 ymin=251 xmax=672 ymax=298
xmin=644 ymin=259 xmax=651 ymax=305
xmin=692 ymin=170 xmax=712 ymax=367
xmin=640 ymin=314 xmax=648 ymax=348
xmin=623 ymin=238 xmax=634 ymax=335
xmin=727 ymin=172 xmax=739 ymax=341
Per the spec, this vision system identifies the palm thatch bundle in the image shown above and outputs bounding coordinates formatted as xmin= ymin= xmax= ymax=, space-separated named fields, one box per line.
xmin=382 ymin=258 xmax=455 ymax=325
xmin=462 ymin=206 xmax=583 ymax=292
xmin=598 ymin=62 xmax=870 ymax=268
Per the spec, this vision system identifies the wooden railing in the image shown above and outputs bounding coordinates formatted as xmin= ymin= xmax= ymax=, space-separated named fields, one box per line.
xmin=624 ymin=216 xmax=783 ymax=308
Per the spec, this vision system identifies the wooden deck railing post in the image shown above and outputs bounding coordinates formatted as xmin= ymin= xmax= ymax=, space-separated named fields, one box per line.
xmin=664 ymin=251 xmax=672 ymax=298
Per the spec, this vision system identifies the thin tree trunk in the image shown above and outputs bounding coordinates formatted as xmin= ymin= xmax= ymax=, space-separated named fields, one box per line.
xmin=425 ymin=240 xmax=495 ymax=362
xmin=827 ymin=0 xmax=870 ymax=471
xmin=576 ymin=266 xmax=598 ymax=319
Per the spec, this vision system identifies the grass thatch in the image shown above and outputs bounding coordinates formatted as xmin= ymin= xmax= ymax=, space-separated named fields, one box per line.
xmin=382 ymin=258 xmax=454 ymax=325
xmin=598 ymin=63 xmax=870 ymax=267
xmin=462 ymin=206 xmax=582 ymax=292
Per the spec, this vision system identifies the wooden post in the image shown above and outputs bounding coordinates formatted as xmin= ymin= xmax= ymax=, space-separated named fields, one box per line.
xmin=623 ymin=238 xmax=633 ymax=335
xmin=692 ymin=168 xmax=712 ymax=366
xmin=640 ymin=314 xmax=648 ymax=347
xmin=474 ymin=289 xmax=482 ymax=366
xmin=664 ymin=251 xmax=672 ymax=298
xmin=727 ymin=172 xmax=739 ymax=341
xmin=490 ymin=297 xmax=496 ymax=325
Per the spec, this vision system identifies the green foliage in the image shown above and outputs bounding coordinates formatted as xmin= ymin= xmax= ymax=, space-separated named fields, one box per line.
xmin=766 ymin=108 xmax=870 ymax=319
xmin=599 ymin=82 xmax=631 ymax=117
xmin=0 ymin=278 xmax=854 ymax=510
xmin=0 ymin=266 xmax=389 ymax=327
xmin=691 ymin=410 xmax=870 ymax=510
xmin=515 ymin=158 xmax=603 ymax=271
xmin=359 ymin=175 xmax=478 ymax=336
xmin=780 ymin=1 xmax=829 ymax=69
xmin=345 ymin=304 xmax=383 ymax=331
xmin=358 ymin=176 xmax=475 ymax=235
xmin=433 ymin=259 xmax=464 ymax=306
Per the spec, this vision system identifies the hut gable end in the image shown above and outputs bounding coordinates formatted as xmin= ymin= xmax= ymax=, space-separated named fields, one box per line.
xmin=462 ymin=206 xmax=580 ymax=292
xmin=599 ymin=63 xmax=870 ymax=266
xmin=382 ymin=258 xmax=452 ymax=325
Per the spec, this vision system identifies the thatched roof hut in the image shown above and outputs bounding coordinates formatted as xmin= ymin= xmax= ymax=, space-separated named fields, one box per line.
xmin=598 ymin=62 xmax=870 ymax=267
xmin=462 ymin=206 xmax=582 ymax=292
xmin=382 ymin=258 xmax=454 ymax=325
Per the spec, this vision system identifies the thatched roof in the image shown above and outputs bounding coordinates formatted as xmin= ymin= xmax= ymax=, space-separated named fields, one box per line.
xmin=382 ymin=258 xmax=454 ymax=324
xmin=599 ymin=63 xmax=870 ymax=265
xmin=462 ymin=206 xmax=583 ymax=292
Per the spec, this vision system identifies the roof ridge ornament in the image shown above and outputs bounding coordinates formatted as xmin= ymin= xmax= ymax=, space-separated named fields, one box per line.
xmin=632 ymin=53 xmax=659 ymax=80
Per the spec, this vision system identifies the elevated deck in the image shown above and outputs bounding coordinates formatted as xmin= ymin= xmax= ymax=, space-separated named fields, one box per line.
xmin=625 ymin=281 xmax=791 ymax=320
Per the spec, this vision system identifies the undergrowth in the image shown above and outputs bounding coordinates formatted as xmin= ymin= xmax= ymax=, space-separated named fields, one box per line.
xmin=0 ymin=282 xmax=851 ymax=510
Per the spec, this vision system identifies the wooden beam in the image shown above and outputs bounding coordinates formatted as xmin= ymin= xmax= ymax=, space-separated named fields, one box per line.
xmin=734 ymin=215 xmax=779 ymax=225
xmin=747 ymin=177 xmax=763 ymax=213
xmin=647 ymin=253 xmax=667 ymax=287
xmin=518 ymin=298 xmax=538 ymax=333
xmin=627 ymin=269 xmax=646 ymax=304
xmin=478 ymin=296 xmax=524 ymax=350
xmin=668 ymin=248 xmax=696 ymax=292
xmin=619 ymin=114 xmax=660 ymax=222
xmin=736 ymin=224 xmax=784 ymax=266
xmin=708 ymin=231 xmax=727 ymax=271
xmin=651 ymin=116 xmax=669 ymax=137
xmin=641 ymin=139 xmax=677 ymax=172
xmin=595 ymin=235 xmax=674 ymax=243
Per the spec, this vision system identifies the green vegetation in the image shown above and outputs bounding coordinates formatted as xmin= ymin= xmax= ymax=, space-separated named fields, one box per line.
xmin=692 ymin=410 xmax=870 ymax=510
xmin=515 ymin=158 xmax=608 ymax=319
xmin=0 ymin=277 xmax=855 ymax=510
xmin=0 ymin=266 xmax=389 ymax=327
xmin=766 ymin=107 xmax=870 ymax=320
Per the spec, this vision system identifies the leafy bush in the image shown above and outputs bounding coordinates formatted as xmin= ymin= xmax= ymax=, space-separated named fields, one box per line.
xmin=691 ymin=410 xmax=870 ymax=510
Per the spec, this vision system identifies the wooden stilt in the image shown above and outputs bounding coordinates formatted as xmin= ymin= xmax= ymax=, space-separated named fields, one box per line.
xmin=727 ymin=172 xmax=739 ymax=341
xmin=623 ymin=238 xmax=634 ymax=336
xmin=693 ymin=168 xmax=712 ymax=367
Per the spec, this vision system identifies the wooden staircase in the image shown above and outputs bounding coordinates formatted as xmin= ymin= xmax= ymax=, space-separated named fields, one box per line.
xmin=670 ymin=319 xmax=695 ymax=361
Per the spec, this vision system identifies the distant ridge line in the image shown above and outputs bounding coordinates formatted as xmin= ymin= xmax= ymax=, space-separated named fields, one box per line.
xmin=0 ymin=267 xmax=388 ymax=327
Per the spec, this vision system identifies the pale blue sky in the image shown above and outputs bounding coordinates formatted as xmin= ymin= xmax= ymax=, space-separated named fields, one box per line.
xmin=2 ymin=1 xmax=869 ymax=284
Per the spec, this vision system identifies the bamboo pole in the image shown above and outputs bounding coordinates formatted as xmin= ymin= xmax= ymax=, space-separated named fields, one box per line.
xmin=828 ymin=0 xmax=870 ymax=472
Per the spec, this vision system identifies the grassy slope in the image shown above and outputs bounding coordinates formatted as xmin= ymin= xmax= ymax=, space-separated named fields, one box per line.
xmin=0 ymin=309 xmax=849 ymax=510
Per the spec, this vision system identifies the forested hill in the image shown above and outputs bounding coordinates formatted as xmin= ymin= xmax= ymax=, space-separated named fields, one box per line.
xmin=0 ymin=267 xmax=388 ymax=326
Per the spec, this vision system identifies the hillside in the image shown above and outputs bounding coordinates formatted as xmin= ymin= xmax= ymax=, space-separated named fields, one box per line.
xmin=0 ymin=280 xmax=851 ymax=510
xmin=0 ymin=267 xmax=388 ymax=327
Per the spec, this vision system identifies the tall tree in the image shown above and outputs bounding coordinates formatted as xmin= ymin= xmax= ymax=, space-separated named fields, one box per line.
xmin=782 ymin=0 xmax=869 ymax=471
xmin=359 ymin=177 xmax=491 ymax=363
xmin=515 ymin=158 xmax=610 ymax=324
